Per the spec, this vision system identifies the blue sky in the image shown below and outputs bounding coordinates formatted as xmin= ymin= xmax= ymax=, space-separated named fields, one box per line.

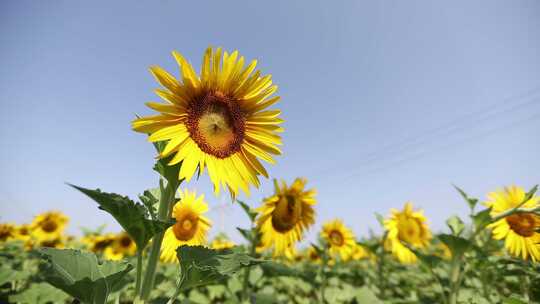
xmin=1 ymin=1 xmax=540 ymax=245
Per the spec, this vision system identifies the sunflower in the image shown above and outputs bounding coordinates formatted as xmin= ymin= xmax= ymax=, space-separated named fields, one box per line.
xmin=37 ymin=236 xmax=65 ymax=249
xmin=161 ymin=189 xmax=212 ymax=263
xmin=321 ymin=219 xmax=356 ymax=261
xmin=351 ymin=244 xmax=368 ymax=261
xmin=132 ymin=47 xmax=283 ymax=197
xmin=0 ymin=223 xmax=16 ymax=242
xmin=484 ymin=185 xmax=540 ymax=262
xmin=384 ymin=202 xmax=432 ymax=264
xmin=211 ymin=235 xmax=235 ymax=250
xmin=256 ymin=178 xmax=317 ymax=256
xmin=104 ymin=232 xmax=136 ymax=261
xmin=31 ymin=211 xmax=69 ymax=241
xmin=13 ymin=224 xmax=32 ymax=242
xmin=82 ymin=233 xmax=115 ymax=253
xmin=306 ymin=246 xmax=321 ymax=264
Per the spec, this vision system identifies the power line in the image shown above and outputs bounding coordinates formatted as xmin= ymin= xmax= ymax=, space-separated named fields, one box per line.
xmin=310 ymin=86 xmax=540 ymax=182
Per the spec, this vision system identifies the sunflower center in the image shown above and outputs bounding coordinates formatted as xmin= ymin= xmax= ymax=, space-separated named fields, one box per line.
xmin=119 ymin=236 xmax=132 ymax=248
xmin=397 ymin=217 xmax=422 ymax=244
xmin=329 ymin=230 xmax=344 ymax=246
xmin=271 ymin=194 xmax=303 ymax=233
xmin=173 ymin=213 xmax=199 ymax=241
xmin=42 ymin=219 xmax=58 ymax=233
xmin=506 ymin=213 xmax=538 ymax=237
xmin=187 ymin=91 xmax=245 ymax=158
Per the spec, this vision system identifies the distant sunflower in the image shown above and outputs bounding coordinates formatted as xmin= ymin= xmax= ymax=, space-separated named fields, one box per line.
xmin=13 ymin=224 xmax=32 ymax=242
xmin=321 ymin=219 xmax=356 ymax=261
xmin=484 ymin=186 xmax=540 ymax=262
xmin=104 ymin=232 xmax=136 ymax=261
xmin=38 ymin=236 xmax=65 ymax=249
xmin=384 ymin=202 xmax=432 ymax=264
xmin=351 ymin=244 xmax=368 ymax=261
xmin=256 ymin=178 xmax=317 ymax=256
xmin=132 ymin=47 xmax=283 ymax=197
xmin=0 ymin=223 xmax=16 ymax=242
xmin=31 ymin=211 xmax=69 ymax=241
xmin=161 ymin=189 xmax=212 ymax=263
xmin=82 ymin=233 xmax=115 ymax=253
xmin=306 ymin=246 xmax=321 ymax=264
xmin=211 ymin=235 xmax=235 ymax=250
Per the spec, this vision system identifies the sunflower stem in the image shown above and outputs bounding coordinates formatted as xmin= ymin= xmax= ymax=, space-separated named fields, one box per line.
xmin=135 ymin=249 xmax=143 ymax=295
xmin=241 ymin=218 xmax=258 ymax=301
xmin=318 ymin=244 xmax=329 ymax=304
xmin=140 ymin=178 xmax=179 ymax=300
xmin=447 ymin=256 xmax=462 ymax=304
xmin=377 ymin=233 xmax=387 ymax=300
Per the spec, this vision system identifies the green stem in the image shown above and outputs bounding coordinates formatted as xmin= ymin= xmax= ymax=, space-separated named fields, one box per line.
xmin=318 ymin=245 xmax=329 ymax=304
xmin=447 ymin=257 xmax=462 ymax=304
xmin=241 ymin=225 xmax=258 ymax=301
xmin=377 ymin=234 xmax=387 ymax=299
xmin=135 ymin=249 xmax=143 ymax=295
xmin=140 ymin=179 xmax=179 ymax=300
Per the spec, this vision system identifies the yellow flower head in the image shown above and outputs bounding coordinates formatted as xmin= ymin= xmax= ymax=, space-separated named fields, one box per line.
xmin=306 ymin=246 xmax=321 ymax=264
xmin=104 ymin=232 xmax=136 ymax=261
xmin=351 ymin=244 xmax=369 ymax=261
xmin=30 ymin=211 xmax=69 ymax=241
xmin=132 ymin=47 xmax=283 ymax=198
xmin=0 ymin=223 xmax=16 ymax=243
xmin=484 ymin=185 xmax=540 ymax=262
xmin=384 ymin=202 xmax=432 ymax=264
xmin=161 ymin=189 xmax=212 ymax=263
xmin=211 ymin=235 xmax=235 ymax=250
xmin=37 ymin=236 xmax=66 ymax=249
xmin=321 ymin=219 xmax=356 ymax=261
xmin=13 ymin=224 xmax=32 ymax=242
xmin=256 ymin=178 xmax=317 ymax=256
xmin=82 ymin=233 xmax=116 ymax=253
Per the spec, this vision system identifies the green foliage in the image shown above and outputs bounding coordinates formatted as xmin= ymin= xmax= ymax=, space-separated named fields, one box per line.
xmin=446 ymin=215 xmax=465 ymax=236
xmin=236 ymin=200 xmax=257 ymax=222
xmin=8 ymin=283 xmax=69 ymax=304
xmin=438 ymin=234 xmax=472 ymax=258
xmin=35 ymin=248 xmax=133 ymax=304
xmin=175 ymin=245 xmax=262 ymax=291
xmin=70 ymin=184 xmax=174 ymax=249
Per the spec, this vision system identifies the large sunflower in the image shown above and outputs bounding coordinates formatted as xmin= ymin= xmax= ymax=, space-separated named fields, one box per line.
xmin=384 ymin=202 xmax=432 ymax=264
xmin=321 ymin=219 xmax=356 ymax=261
xmin=484 ymin=185 xmax=540 ymax=262
xmin=161 ymin=189 xmax=212 ymax=263
xmin=132 ymin=47 xmax=283 ymax=197
xmin=30 ymin=211 xmax=69 ymax=241
xmin=256 ymin=178 xmax=317 ymax=256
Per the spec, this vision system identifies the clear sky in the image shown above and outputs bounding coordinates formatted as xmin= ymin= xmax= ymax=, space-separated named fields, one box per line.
xmin=1 ymin=1 xmax=540 ymax=245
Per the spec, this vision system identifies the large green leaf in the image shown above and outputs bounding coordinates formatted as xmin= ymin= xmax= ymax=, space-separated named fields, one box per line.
xmin=69 ymin=184 xmax=174 ymax=249
xmin=175 ymin=246 xmax=262 ymax=291
xmin=472 ymin=208 xmax=493 ymax=230
xmin=35 ymin=248 xmax=133 ymax=304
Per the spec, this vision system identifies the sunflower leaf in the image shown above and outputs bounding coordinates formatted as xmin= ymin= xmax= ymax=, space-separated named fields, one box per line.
xmin=153 ymin=141 xmax=182 ymax=185
xmin=236 ymin=200 xmax=257 ymax=222
xmin=69 ymin=184 xmax=174 ymax=249
xmin=453 ymin=185 xmax=479 ymax=211
xmin=472 ymin=208 xmax=492 ymax=230
xmin=174 ymin=245 xmax=262 ymax=291
xmin=35 ymin=248 xmax=133 ymax=304
xmin=446 ymin=215 xmax=465 ymax=236
xmin=438 ymin=234 xmax=472 ymax=258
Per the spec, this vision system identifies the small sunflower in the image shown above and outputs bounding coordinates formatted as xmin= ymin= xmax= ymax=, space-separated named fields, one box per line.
xmin=351 ymin=244 xmax=368 ymax=261
xmin=211 ymin=235 xmax=235 ymax=250
xmin=321 ymin=219 xmax=356 ymax=261
xmin=256 ymin=178 xmax=317 ymax=256
xmin=306 ymin=246 xmax=321 ymax=264
xmin=13 ymin=224 xmax=32 ymax=242
xmin=38 ymin=236 xmax=65 ymax=249
xmin=132 ymin=47 xmax=283 ymax=197
xmin=161 ymin=189 xmax=212 ymax=263
xmin=104 ymin=232 xmax=136 ymax=261
xmin=484 ymin=185 xmax=540 ymax=262
xmin=0 ymin=223 xmax=16 ymax=242
xmin=384 ymin=202 xmax=432 ymax=264
xmin=31 ymin=211 xmax=69 ymax=241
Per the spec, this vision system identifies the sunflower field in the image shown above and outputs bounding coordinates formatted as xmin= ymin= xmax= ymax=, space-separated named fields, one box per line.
xmin=1 ymin=47 xmax=540 ymax=304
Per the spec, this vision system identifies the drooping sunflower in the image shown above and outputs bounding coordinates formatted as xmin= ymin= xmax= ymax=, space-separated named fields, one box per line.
xmin=161 ymin=189 xmax=212 ymax=263
xmin=0 ymin=223 xmax=16 ymax=243
xmin=256 ymin=178 xmax=317 ymax=256
xmin=211 ymin=235 xmax=235 ymax=250
xmin=104 ymin=232 xmax=136 ymax=261
xmin=132 ymin=47 xmax=283 ymax=197
xmin=484 ymin=185 xmax=540 ymax=262
xmin=30 ymin=211 xmax=69 ymax=241
xmin=384 ymin=202 xmax=432 ymax=264
xmin=321 ymin=219 xmax=356 ymax=261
